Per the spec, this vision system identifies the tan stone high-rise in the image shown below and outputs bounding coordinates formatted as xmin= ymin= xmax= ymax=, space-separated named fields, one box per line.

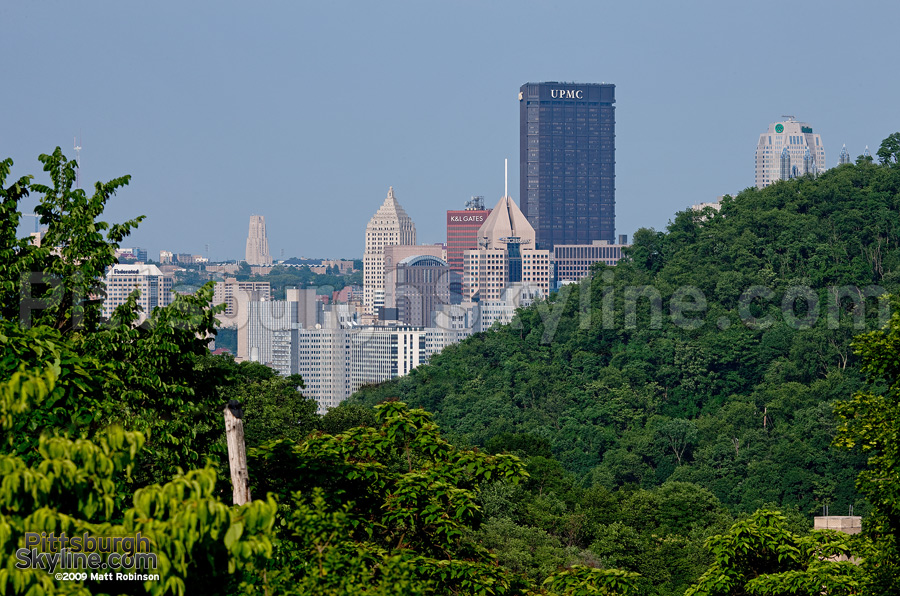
xmin=363 ymin=187 xmax=416 ymax=314
xmin=463 ymin=194 xmax=550 ymax=301
xmin=245 ymin=215 xmax=273 ymax=265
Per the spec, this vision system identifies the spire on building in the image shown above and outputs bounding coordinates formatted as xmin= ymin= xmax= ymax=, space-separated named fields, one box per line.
xmin=477 ymin=194 xmax=535 ymax=250
xmin=864 ymin=146 xmax=871 ymax=158
xmin=804 ymin=147 xmax=816 ymax=177
xmin=839 ymin=144 xmax=851 ymax=165
xmin=245 ymin=215 xmax=273 ymax=266
xmin=780 ymin=146 xmax=792 ymax=181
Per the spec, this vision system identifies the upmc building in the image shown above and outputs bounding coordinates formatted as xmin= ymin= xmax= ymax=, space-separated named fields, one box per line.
xmin=519 ymin=82 xmax=615 ymax=250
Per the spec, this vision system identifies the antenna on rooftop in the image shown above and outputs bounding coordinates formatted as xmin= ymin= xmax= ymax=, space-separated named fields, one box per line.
xmin=504 ymin=158 xmax=508 ymax=198
xmin=73 ymin=136 xmax=82 ymax=189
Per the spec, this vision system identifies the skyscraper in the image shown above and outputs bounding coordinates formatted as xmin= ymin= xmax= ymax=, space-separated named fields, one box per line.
xmin=446 ymin=197 xmax=491 ymax=276
xmin=519 ymin=82 xmax=616 ymax=250
xmin=363 ymin=187 xmax=416 ymax=315
xmin=102 ymin=263 xmax=173 ymax=322
xmin=463 ymin=192 xmax=551 ymax=302
xmin=245 ymin=215 xmax=273 ymax=265
xmin=755 ymin=118 xmax=826 ymax=188
xmin=446 ymin=196 xmax=491 ymax=301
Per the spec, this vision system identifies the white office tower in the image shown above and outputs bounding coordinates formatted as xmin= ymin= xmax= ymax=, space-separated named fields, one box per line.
xmin=245 ymin=215 xmax=273 ymax=266
xmin=102 ymin=263 xmax=174 ymax=321
xmin=350 ymin=326 xmax=425 ymax=394
xmin=294 ymin=324 xmax=426 ymax=414
xmin=755 ymin=118 xmax=826 ymax=188
xmin=294 ymin=328 xmax=352 ymax=414
xmin=247 ymin=301 xmax=300 ymax=375
xmin=363 ymin=187 xmax=416 ymax=315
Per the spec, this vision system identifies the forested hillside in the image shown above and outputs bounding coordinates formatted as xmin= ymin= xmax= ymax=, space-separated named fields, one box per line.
xmin=4 ymin=144 xmax=899 ymax=595
xmin=353 ymin=150 xmax=900 ymax=518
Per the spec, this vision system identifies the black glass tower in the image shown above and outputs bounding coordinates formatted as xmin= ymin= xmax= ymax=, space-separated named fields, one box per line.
xmin=519 ymin=82 xmax=615 ymax=250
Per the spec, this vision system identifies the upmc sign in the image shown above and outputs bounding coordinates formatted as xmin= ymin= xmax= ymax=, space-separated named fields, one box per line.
xmin=550 ymin=89 xmax=584 ymax=99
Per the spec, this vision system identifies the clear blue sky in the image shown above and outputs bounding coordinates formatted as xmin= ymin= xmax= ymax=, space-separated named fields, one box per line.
xmin=3 ymin=1 xmax=898 ymax=260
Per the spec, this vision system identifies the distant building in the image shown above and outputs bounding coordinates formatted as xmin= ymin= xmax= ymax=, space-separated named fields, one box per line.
xmin=838 ymin=144 xmax=852 ymax=165
xmin=363 ymin=187 xmax=416 ymax=316
xmin=293 ymin=324 xmax=426 ymax=414
xmin=477 ymin=284 xmax=544 ymax=331
xmin=159 ymin=250 xmax=174 ymax=264
xmin=447 ymin=196 xmax=491 ymax=298
xmin=393 ymin=255 xmax=451 ymax=327
xmin=116 ymin=247 xmax=148 ymax=262
xmin=520 ymin=82 xmax=617 ymax=249
xmin=554 ymin=237 xmax=629 ymax=283
xmin=350 ymin=326 xmax=425 ymax=394
xmin=755 ymin=118 xmax=826 ymax=188
xmin=245 ymin=215 xmax=273 ymax=266
xmin=463 ymin=193 xmax=551 ymax=301
xmin=247 ymin=300 xmax=300 ymax=374
xmin=293 ymin=328 xmax=352 ymax=412
xmin=382 ymin=244 xmax=446 ymax=324
xmin=102 ymin=263 xmax=174 ymax=321
xmin=213 ymin=278 xmax=271 ymax=317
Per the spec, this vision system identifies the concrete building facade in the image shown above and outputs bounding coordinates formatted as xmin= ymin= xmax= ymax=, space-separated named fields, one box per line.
xmin=394 ymin=255 xmax=451 ymax=327
xmin=247 ymin=300 xmax=300 ymax=374
xmin=755 ymin=118 xmax=826 ymax=188
xmin=350 ymin=326 xmax=425 ymax=395
xmin=554 ymin=238 xmax=629 ymax=282
xmin=102 ymin=264 xmax=174 ymax=321
xmin=446 ymin=197 xmax=491 ymax=297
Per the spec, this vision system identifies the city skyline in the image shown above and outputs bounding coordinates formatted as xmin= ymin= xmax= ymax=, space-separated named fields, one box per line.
xmin=3 ymin=1 xmax=899 ymax=260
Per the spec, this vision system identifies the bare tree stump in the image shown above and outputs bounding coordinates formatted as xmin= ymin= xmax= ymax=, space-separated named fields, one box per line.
xmin=223 ymin=400 xmax=251 ymax=505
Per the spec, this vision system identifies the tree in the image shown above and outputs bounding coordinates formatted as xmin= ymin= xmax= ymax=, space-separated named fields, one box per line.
xmin=834 ymin=295 xmax=900 ymax=593
xmin=876 ymin=132 xmax=900 ymax=165
xmin=244 ymin=401 xmax=533 ymax=595
xmin=0 ymin=368 xmax=278 ymax=596
xmin=657 ymin=418 xmax=698 ymax=466
xmin=195 ymin=355 xmax=319 ymax=448
xmin=685 ymin=510 xmax=862 ymax=596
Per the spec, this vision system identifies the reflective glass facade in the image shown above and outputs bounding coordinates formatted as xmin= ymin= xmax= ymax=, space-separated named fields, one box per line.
xmin=519 ymin=82 xmax=615 ymax=250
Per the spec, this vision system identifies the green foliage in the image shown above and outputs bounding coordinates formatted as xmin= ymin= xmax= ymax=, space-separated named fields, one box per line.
xmin=0 ymin=369 xmax=277 ymax=596
xmin=245 ymin=402 xmax=531 ymax=594
xmin=350 ymin=152 xmax=900 ymax=518
xmin=194 ymin=355 xmax=319 ymax=449
xmin=685 ymin=509 xmax=863 ymax=596
xmin=876 ymin=132 xmax=900 ymax=165
xmin=319 ymin=401 xmax=377 ymax=435
xmin=542 ymin=566 xmax=641 ymax=596
xmin=834 ymin=295 xmax=900 ymax=593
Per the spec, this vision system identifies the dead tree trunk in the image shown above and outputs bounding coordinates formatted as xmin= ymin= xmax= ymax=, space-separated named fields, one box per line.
xmin=223 ymin=400 xmax=251 ymax=505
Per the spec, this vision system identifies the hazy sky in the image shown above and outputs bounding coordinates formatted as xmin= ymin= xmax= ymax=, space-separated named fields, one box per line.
xmin=3 ymin=1 xmax=898 ymax=260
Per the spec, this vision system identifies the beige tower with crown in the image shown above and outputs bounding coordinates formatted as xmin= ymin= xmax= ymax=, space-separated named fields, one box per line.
xmin=463 ymin=162 xmax=551 ymax=301
xmin=245 ymin=215 xmax=273 ymax=266
xmin=363 ymin=187 xmax=416 ymax=315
